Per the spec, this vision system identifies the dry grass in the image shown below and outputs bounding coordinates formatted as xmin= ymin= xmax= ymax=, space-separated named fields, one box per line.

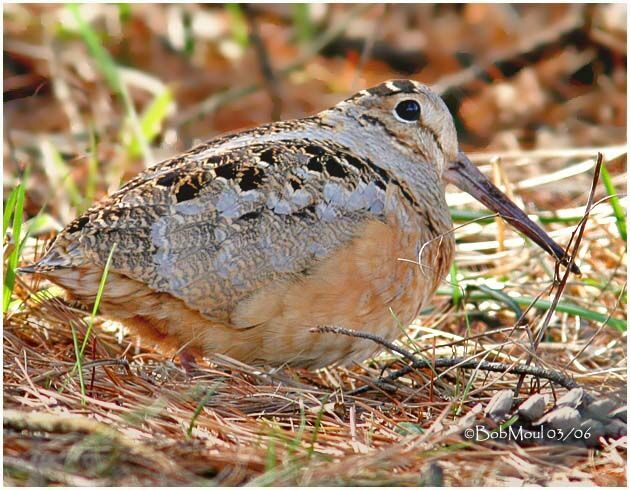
xmin=3 ymin=4 xmax=627 ymax=486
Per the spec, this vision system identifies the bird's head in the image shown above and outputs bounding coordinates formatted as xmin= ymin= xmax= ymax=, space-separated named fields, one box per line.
xmin=336 ymin=79 xmax=578 ymax=273
xmin=337 ymin=79 xmax=459 ymax=176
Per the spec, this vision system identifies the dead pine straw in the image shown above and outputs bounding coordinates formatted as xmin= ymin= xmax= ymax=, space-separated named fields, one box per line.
xmin=3 ymin=4 xmax=627 ymax=487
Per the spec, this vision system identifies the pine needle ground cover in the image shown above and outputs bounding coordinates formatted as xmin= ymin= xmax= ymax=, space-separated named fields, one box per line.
xmin=3 ymin=4 xmax=626 ymax=486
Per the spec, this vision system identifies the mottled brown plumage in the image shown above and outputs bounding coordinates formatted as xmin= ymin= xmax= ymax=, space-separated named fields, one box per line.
xmin=22 ymin=80 xmax=574 ymax=368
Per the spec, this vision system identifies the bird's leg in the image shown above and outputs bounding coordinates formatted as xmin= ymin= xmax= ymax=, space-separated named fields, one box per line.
xmin=178 ymin=349 xmax=201 ymax=376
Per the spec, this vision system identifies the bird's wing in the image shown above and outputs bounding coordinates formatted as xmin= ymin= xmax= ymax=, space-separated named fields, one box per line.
xmin=37 ymin=139 xmax=392 ymax=319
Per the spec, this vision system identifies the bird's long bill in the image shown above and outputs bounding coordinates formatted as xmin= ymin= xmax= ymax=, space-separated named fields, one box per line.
xmin=444 ymin=152 xmax=580 ymax=274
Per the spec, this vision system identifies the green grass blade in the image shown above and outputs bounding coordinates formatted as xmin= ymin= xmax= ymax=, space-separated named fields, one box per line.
xmin=187 ymin=386 xmax=218 ymax=438
xmin=125 ymin=87 xmax=173 ymax=158
xmin=68 ymin=243 xmax=117 ymax=402
xmin=292 ymin=4 xmax=314 ymax=44
xmin=70 ymin=320 xmax=87 ymax=404
xmin=449 ymin=207 xmax=584 ymax=225
xmin=67 ymin=4 xmax=123 ymax=95
xmin=4 ymin=189 xmax=51 ymax=314
xmin=3 ymin=183 xmax=25 ymax=313
xmin=3 ymin=186 xmax=19 ymax=238
xmin=436 ymin=287 xmax=626 ymax=331
xmin=468 ymin=284 xmax=523 ymax=317
xmin=449 ymin=261 xmax=462 ymax=307
xmin=308 ymin=394 xmax=329 ymax=458
xmin=225 ymin=4 xmax=249 ymax=48
xmin=600 ymin=162 xmax=627 ymax=242
xmin=79 ymin=243 xmax=117 ymax=357
xmin=182 ymin=10 xmax=195 ymax=56
xmin=68 ymin=4 xmax=152 ymax=163
xmin=117 ymin=3 xmax=131 ymax=24
xmin=23 ymin=212 xmax=62 ymax=236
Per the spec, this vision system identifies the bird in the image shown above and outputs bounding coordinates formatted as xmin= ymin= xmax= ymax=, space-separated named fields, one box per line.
xmin=20 ymin=79 xmax=577 ymax=369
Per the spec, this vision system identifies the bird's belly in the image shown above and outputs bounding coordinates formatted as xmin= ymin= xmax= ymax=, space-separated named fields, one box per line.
xmin=49 ymin=219 xmax=454 ymax=368
xmin=231 ymin=219 xmax=454 ymax=367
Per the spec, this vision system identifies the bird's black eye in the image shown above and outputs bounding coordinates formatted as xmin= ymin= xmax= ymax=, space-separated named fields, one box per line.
xmin=394 ymin=99 xmax=421 ymax=122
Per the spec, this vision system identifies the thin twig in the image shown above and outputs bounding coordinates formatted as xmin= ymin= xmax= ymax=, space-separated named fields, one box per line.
xmin=246 ymin=8 xmax=282 ymax=120
xmin=312 ymin=326 xmax=580 ymax=397
xmin=513 ymin=152 xmax=602 ymax=392
xmin=534 ymin=153 xmax=603 ymax=348
xmin=30 ymin=358 xmax=131 ymax=384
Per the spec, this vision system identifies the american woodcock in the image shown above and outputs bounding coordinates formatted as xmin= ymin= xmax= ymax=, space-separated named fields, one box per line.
xmin=21 ymin=80 xmax=577 ymax=368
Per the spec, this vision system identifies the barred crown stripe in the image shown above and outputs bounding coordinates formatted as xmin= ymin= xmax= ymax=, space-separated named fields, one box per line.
xmin=366 ymin=79 xmax=423 ymax=97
